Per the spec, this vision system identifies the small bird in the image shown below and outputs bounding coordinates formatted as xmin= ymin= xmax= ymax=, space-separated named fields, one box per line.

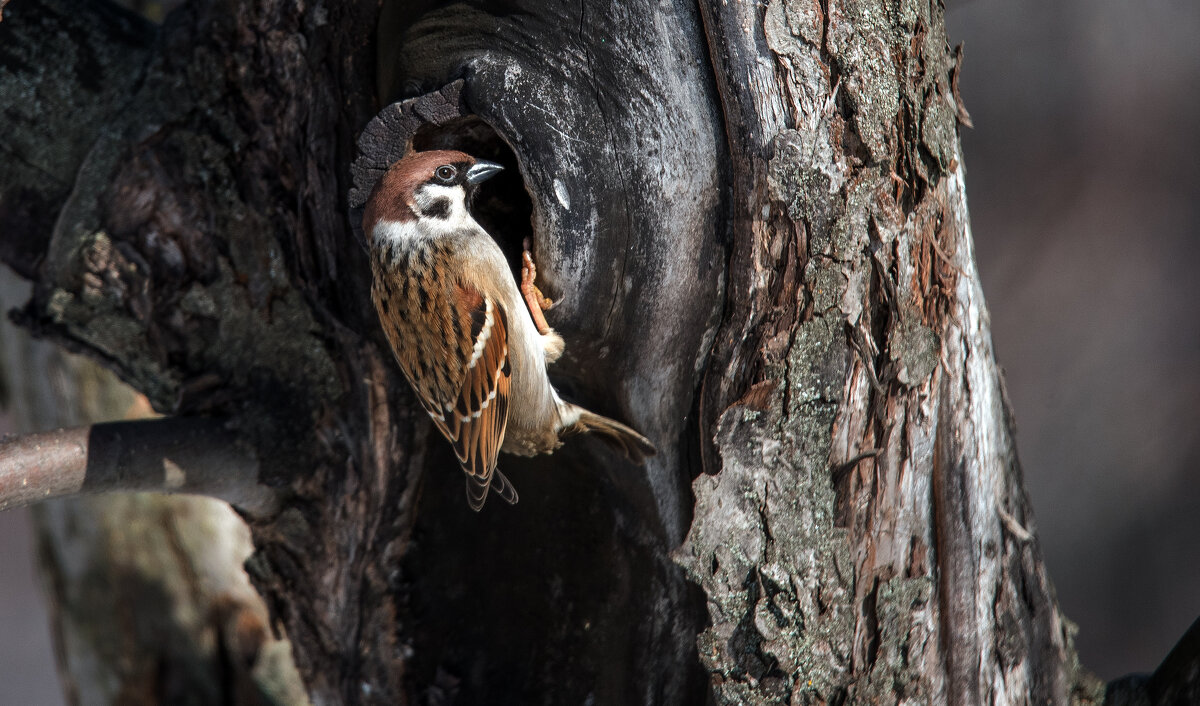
xmin=362 ymin=149 xmax=655 ymax=510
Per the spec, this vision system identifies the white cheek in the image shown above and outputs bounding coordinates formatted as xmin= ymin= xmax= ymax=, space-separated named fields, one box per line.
xmin=371 ymin=185 xmax=478 ymax=254
xmin=415 ymin=184 xmax=472 ymax=231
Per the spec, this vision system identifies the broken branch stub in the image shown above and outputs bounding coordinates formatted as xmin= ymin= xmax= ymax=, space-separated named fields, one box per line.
xmin=348 ymin=80 xmax=471 ymax=238
xmin=0 ymin=418 xmax=276 ymax=515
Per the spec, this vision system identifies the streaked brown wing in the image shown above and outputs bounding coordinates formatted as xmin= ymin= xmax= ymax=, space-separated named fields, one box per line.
xmin=373 ymin=269 xmax=515 ymax=510
xmin=448 ymin=295 xmax=513 ymax=510
xmin=406 ymin=287 xmax=512 ymax=510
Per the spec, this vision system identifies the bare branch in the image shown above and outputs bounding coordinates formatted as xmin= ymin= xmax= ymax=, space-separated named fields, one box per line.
xmin=0 ymin=418 xmax=277 ymax=515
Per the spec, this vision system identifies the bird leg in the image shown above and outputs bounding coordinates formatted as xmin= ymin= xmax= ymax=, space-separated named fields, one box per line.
xmin=521 ymin=238 xmax=564 ymax=363
xmin=521 ymin=238 xmax=555 ymax=335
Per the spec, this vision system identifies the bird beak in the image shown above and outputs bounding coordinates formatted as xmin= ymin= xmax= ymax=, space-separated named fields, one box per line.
xmin=466 ymin=160 xmax=504 ymax=184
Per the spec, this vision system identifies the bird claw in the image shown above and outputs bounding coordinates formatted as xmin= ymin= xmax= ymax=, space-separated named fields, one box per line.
xmin=521 ymin=240 xmax=555 ymax=335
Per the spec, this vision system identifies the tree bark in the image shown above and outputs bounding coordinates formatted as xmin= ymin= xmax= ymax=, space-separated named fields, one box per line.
xmin=674 ymin=2 xmax=1103 ymax=703
xmin=0 ymin=0 xmax=1156 ymax=703
xmin=0 ymin=267 xmax=307 ymax=706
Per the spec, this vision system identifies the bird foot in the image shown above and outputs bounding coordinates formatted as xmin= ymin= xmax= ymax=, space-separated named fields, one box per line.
xmin=521 ymin=238 xmax=555 ymax=336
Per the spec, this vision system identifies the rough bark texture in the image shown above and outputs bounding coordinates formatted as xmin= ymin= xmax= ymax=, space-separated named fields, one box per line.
xmin=0 ymin=0 xmax=1144 ymax=704
xmin=5 ymin=0 xmax=720 ymax=702
xmin=0 ymin=0 xmax=154 ymax=281
xmin=675 ymin=0 xmax=1103 ymax=703
xmin=1 ymin=267 xmax=307 ymax=706
xmin=2 ymin=0 xmax=389 ymax=703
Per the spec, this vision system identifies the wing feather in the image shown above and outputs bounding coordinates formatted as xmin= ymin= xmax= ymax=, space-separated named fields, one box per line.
xmin=442 ymin=292 xmax=513 ymax=510
xmin=375 ymin=269 xmax=515 ymax=510
xmin=372 ymin=259 xmax=518 ymax=506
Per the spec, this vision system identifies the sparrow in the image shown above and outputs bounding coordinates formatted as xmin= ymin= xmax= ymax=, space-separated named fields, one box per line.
xmin=362 ymin=149 xmax=656 ymax=510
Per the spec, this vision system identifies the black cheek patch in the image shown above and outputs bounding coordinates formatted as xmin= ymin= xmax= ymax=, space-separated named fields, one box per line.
xmin=420 ymin=197 xmax=452 ymax=220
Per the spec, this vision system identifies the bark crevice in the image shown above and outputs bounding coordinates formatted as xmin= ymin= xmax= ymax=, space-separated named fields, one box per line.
xmin=0 ymin=0 xmax=1120 ymax=703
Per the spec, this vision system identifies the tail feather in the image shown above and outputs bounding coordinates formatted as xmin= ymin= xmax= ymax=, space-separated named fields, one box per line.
xmin=489 ymin=469 xmax=520 ymax=505
xmin=464 ymin=468 xmax=519 ymax=511
xmin=569 ymin=409 xmax=657 ymax=464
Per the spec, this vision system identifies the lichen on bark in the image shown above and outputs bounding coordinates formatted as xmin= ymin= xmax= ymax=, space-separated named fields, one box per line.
xmin=679 ymin=399 xmax=855 ymax=704
xmin=22 ymin=71 xmax=340 ymax=416
xmin=685 ymin=0 xmax=1098 ymax=702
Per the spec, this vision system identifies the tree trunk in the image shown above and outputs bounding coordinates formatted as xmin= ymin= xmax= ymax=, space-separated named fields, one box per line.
xmin=673 ymin=2 xmax=1106 ymax=703
xmin=0 ymin=0 xmax=1145 ymax=703
xmin=0 ymin=268 xmax=307 ymax=706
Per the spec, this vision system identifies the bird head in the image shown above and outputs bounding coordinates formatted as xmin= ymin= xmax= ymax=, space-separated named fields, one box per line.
xmin=363 ymin=149 xmax=504 ymax=245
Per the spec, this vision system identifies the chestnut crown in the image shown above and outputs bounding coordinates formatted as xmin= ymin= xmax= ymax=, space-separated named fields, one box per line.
xmin=362 ymin=150 xmax=503 ymax=236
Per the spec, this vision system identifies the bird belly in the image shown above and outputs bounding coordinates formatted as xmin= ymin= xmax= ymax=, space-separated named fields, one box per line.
xmin=497 ymin=284 xmax=564 ymax=457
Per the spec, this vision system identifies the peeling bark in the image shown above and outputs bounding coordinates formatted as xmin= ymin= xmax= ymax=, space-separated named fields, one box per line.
xmin=0 ymin=0 xmax=1142 ymax=704
xmin=678 ymin=0 xmax=1103 ymax=704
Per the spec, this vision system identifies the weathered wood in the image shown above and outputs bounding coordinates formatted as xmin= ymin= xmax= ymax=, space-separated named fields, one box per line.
xmin=0 ymin=0 xmax=155 ymax=279
xmin=677 ymin=0 xmax=1104 ymax=703
xmin=0 ymin=265 xmax=308 ymax=706
xmin=0 ymin=419 xmax=273 ymax=513
xmin=357 ymin=1 xmax=728 ymax=700
xmin=374 ymin=0 xmax=728 ymax=541
xmin=3 ymin=0 xmax=399 ymax=702
xmin=1 ymin=0 xmax=1152 ymax=703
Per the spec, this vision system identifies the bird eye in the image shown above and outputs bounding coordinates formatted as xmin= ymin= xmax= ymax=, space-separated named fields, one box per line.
xmin=435 ymin=165 xmax=457 ymax=183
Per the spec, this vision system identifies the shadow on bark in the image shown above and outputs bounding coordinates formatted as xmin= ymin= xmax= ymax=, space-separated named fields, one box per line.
xmin=349 ymin=67 xmax=720 ymax=700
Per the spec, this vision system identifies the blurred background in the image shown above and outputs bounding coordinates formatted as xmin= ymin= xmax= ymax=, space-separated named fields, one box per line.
xmin=2 ymin=0 xmax=1198 ymax=702
xmin=947 ymin=0 xmax=1200 ymax=680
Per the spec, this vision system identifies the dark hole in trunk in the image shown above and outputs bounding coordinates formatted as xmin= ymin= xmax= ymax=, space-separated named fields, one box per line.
xmin=412 ymin=117 xmax=532 ymax=285
xmin=356 ymin=62 xmax=710 ymax=702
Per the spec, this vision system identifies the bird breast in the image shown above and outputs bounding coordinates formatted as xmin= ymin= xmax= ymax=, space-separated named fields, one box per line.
xmin=370 ymin=220 xmax=561 ymax=443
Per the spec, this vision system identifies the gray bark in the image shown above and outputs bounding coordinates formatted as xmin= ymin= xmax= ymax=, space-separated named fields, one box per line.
xmin=678 ymin=2 xmax=1101 ymax=703
xmin=0 ymin=268 xmax=307 ymax=706
xmin=5 ymin=0 xmax=1192 ymax=704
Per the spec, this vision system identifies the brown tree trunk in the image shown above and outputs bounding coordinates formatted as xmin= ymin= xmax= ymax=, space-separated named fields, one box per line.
xmin=2 ymin=0 xmax=1174 ymax=704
